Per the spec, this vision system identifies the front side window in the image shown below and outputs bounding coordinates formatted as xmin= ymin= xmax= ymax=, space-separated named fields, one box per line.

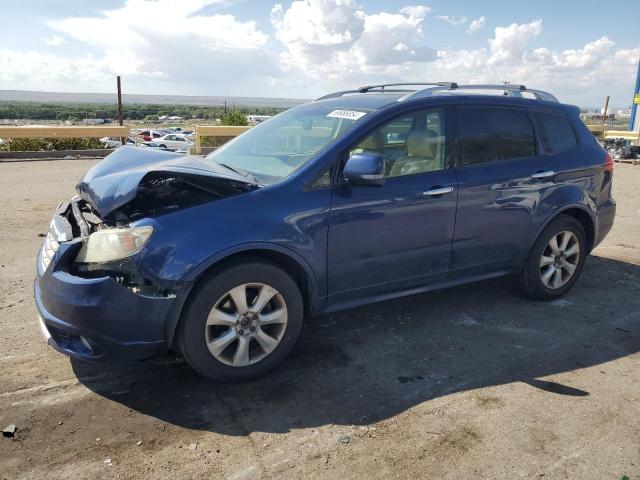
xmin=459 ymin=108 xmax=535 ymax=165
xmin=348 ymin=108 xmax=446 ymax=178
xmin=206 ymin=105 xmax=371 ymax=185
xmin=535 ymin=112 xmax=577 ymax=154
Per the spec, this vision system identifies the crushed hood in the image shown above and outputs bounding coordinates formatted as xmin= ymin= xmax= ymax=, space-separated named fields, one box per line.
xmin=76 ymin=146 xmax=256 ymax=218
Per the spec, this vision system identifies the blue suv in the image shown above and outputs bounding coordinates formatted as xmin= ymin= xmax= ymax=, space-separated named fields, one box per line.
xmin=35 ymin=83 xmax=616 ymax=381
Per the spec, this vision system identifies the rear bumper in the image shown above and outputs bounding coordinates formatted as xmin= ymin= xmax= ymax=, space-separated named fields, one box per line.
xmin=35 ymin=240 xmax=177 ymax=363
xmin=594 ymin=198 xmax=616 ymax=248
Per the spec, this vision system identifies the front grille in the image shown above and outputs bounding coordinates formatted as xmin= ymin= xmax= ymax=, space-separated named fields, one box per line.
xmin=39 ymin=197 xmax=101 ymax=272
xmin=40 ymin=231 xmax=60 ymax=272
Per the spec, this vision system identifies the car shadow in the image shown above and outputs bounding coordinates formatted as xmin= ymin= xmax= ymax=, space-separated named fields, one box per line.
xmin=71 ymin=255 xmax=640 ymax=435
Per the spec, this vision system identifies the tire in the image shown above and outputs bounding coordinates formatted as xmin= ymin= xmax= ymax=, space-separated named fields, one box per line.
xmin=178 ymin=261 xmax=304 ymax=382
xmin=514 ymin=215 xmax=587 ymax=300
xmin=159 ymin=144 xmax=167 ymax=149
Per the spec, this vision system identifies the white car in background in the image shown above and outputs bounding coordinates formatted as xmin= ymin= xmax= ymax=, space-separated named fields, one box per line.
xmin=155 ymin=134 xmax=194 ymax=152
xmin=100 ymin=136 xmax=136 ymax=148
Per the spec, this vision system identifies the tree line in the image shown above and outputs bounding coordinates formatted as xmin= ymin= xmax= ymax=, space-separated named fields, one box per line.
xmin=0 ymin=101 xmax=285 ymax=121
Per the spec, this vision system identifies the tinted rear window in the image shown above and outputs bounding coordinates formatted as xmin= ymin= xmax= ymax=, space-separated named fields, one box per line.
xmin=459 ymin=108 xmax=536 ymax=165
xmin=535 ymin=112 xmax=577 ymax=154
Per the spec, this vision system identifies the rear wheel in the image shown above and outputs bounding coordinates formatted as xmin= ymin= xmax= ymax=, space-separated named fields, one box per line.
xmin=514 ymin=216 xmax=587 ymax=300
xmin=178 ymin=261 xmax=304 ymax=382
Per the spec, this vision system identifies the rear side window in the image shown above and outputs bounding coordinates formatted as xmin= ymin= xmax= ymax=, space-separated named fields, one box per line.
xmin=459 ymin=108 xmax=536 ymax=165
xmin=535 ymin=112 xmax=577 ymax=154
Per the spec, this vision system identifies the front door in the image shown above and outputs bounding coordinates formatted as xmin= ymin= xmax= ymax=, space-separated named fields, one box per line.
xmin=327 ymin=107 xmax=458 ymax=303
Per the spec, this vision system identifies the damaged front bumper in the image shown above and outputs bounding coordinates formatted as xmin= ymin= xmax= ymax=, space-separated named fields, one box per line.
xmin=35 ymin=201 xmax=181 ymax=362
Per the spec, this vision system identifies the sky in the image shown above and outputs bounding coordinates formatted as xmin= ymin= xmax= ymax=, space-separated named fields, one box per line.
xmin=0 ymin=0 xmax=639 ymax=107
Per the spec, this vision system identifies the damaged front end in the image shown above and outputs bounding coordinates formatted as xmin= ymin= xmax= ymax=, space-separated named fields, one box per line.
xmin=35 ymin=195 xmax=177 ymax=361
xmin=43 ymin=196 xmax=169 ymax=299
xmin=66 ymin=148 xmax=258 ymax=296
xmin=35 ymin=148 xmax=259 ymax=361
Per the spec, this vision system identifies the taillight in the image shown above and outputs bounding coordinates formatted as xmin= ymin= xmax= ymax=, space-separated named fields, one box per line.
xmin=604 ymin=152 xmax=614 ymax=172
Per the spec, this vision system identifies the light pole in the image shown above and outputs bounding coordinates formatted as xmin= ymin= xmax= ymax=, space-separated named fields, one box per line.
xmin=629 ymin=58 xmax=640 ymax=132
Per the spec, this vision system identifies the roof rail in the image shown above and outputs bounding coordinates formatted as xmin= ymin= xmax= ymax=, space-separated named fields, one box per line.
xmin=314 ymin=82 xmax=458 ymax=101
xmin=314 ymin=82 xmax=558 ymax=103
xmin=399 ymin=84 xmax=558 ymax=102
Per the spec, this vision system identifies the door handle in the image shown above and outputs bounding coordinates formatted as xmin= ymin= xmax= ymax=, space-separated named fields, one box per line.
xmin=531 ymin=170 xmax=556 ymax=180
xmin=421 ymin=186 xmax=454 ymax=197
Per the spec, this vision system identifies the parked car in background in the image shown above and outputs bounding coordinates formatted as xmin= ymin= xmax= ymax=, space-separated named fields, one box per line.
xmin=155 ymin=134 xmax=194 ymax=152
xmin=139 ymin=141 xmax=170 ymax=150
xmin=136 ymin=130 xmax=165 ymax=142
xmin=35 ymin=82 xmax=615 ymax=382
xmin=100 ymin=137 xmax=136 ymax=148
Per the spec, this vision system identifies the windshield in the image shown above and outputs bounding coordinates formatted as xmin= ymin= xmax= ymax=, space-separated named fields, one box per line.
xmin=205 ymin=104 xmax=371 ymax=185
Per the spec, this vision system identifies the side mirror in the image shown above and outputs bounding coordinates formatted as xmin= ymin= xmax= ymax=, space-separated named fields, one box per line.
xmin=343 ymin=153 xmax=385 ymax=186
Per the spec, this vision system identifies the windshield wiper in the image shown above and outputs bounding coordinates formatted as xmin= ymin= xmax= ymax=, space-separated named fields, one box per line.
xmin=217 ymin=163 xmax=258 ymax=184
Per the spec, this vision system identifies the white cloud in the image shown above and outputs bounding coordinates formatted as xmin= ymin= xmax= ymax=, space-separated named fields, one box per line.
xmin=271 ymin=0 xmax=365 ymax=61
xmin=0 ymin=0 xmax=276 ymax=95
xmin=422 ymin=26 xmax=639 ymax=106
xmin=52 ymin=0 xmax=268 ymax=51
xmin=354 ymin=9 xmax=436 ymax=66
xmin=45 ymin=0 xmax=269 ymax=83
xmin=436 ymin=15 xmax=467 ymax=26
xmin=42 ymin=35 xmax=67 ymax=47
xmin=0 ymin=2 xmax=637 ymax=106
xmin=272 ymin=1 xmax=435 ymax=78
xmin=0 ymin=50 xmax=121 ymax=88
xmin=488 ymin=19 xmax=542 ymax=64
xmin=267 ymin=16 xmax=633 ymax=105
xmin=467 ymin=16 xmax=485 ymax=33
xmin=399 ymin=5 xmax=432 ymax=19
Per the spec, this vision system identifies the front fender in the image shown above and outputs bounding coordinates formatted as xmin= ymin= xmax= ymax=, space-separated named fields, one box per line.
xmin=162 ymin=241 xmax=321 ymax=349
xmin=185 ymin=240 xmax=319 ymax=288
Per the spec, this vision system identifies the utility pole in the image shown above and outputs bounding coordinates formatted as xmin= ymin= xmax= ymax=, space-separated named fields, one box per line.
xmin=602 ymin=95 xmax=610 ymax=126
xmin=117 ymin=76 xmax=125 ymax=145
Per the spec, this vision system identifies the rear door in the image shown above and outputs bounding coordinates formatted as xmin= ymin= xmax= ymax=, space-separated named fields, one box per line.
xmin=451 ymin=106 xmax=558 ymax=276
xmin=532 ymin=110 xmax=581 ymax=170
xmin=327 ymin=107 xmax=458 ymax=303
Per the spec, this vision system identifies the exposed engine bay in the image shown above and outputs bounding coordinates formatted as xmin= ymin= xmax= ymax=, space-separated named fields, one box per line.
xmin=110 ymin=171 xmax=257 ymax=223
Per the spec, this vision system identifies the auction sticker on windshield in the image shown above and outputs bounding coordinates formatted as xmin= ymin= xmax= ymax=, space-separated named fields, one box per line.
xmin=327 ymin=110 xmax=367 ymax=121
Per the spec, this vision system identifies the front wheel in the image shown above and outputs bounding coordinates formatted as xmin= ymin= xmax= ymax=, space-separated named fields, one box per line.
xmin=514 ymin=215 xmax=587 ymax=300
xmin=178 ymin=261 xmax=304 ymax=382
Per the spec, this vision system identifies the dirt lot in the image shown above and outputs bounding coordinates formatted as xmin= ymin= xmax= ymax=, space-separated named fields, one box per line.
xmin=0 ymin=159 xmax=639 ymax=480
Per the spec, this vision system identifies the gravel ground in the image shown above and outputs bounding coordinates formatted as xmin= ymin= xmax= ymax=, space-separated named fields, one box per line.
xmin=0 ymin=159 xmax=639 ymax=480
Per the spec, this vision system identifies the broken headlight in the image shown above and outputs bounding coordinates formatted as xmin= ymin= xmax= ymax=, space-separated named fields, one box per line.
xmin=75 ymin=226 xmax=153 ymax=264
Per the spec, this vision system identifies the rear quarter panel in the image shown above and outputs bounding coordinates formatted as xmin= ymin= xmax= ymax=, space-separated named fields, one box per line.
xmin=528 ymin=109 xmax=612 ymax=252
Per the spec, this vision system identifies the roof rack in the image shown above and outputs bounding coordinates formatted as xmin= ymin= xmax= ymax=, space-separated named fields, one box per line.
xmin=314 ymin=82 xmax=558 ymax=103
xmin=399 ymin=84 xmax=559 ymax=102
xmin=314 ymin=82 xmax=458 ymax=101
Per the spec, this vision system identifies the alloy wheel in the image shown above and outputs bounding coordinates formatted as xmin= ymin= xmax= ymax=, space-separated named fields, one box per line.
xmin=539 ymin=230 xmax=580 ymax=289
xmin=204 ymin=283 xmax=288 ymax=366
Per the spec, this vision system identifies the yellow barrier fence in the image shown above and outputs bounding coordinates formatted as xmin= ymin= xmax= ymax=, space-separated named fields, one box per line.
xmin=194 ymin=125 xmax=252 ymax=154
xmin=0 ymin=126 xmax=130 ymax=152
xmin=585 ymin=125 xmax=640 ymax=143
xmin=0 ymin=126 xmax=129 ymax=139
